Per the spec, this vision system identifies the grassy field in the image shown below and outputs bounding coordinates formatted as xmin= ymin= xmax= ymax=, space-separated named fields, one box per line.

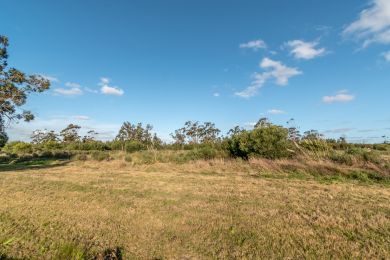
xmin=0 ymin=159 xmax=389 ymax=259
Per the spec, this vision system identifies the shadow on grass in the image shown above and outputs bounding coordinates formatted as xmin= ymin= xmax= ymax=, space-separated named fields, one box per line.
xmin=0 ymin=159 xmax=70 ymax=172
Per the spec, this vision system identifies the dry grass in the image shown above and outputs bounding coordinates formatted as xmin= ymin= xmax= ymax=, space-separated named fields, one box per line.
xmin=0 ymin=160 xmax=389 ymax=259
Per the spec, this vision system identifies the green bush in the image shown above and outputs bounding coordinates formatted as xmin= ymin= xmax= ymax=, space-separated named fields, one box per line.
xmin=3 ymin=141 xmax=33 ymax=154
xmin=0 ymin=153 xmax=11 ymax=163
xmin=91 ymin=151 xmax=111 ymax=161
xmin=329 ymin=152 xmax=354 ymax=166
xmin=125 ymin=141 xmax=146 ymax=153
xmin=361 ymin=150 xmax=381 ymax=164
xmin=124 ymin=154 xmax=133 ymax=162
xmin=373 ymin=144 xmax=388 ymax=151
xmin=73 ymin=153 xmax=88 ymax=161
xmin=226 ymin=125 xmax=291 ymax=159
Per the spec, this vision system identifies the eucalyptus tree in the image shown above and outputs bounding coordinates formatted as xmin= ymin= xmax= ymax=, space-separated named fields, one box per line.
xmin=60 ymin=124 xmax=81 ymax=143
xmin=0 ymin=35 xmax=50 ymax=147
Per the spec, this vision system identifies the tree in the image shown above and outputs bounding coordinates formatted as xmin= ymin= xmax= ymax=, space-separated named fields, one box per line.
xmin=60 ymin=124 xmax=81 ymax=143
xmin=226 ymin=120 xmax=291 ymax=159
xmin=302 ymin=130 xmax=323 ymax=140
xmin=0 ymin=35 xmax=50 ymax=137
xmin=82 ymin=130 xmax=98 ymax=143
xmin=115 ymin=121 xmax=160 ymax=151
xmin=31 ymin=129 xmax=59 ymax=144
xmin=254 ymin=117 xmax=271 ymax=129
xmin=171 ymin=121 xmax=221 ymax=144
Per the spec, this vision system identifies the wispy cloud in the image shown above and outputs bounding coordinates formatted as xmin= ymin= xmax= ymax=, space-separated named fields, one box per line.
xmin=267 ymin=109 xmax=286 ymax=115
xmin=99 ymin=78 xmax=124 ymax=96
xmin=322 ymin=90 xmax=355 ymax=104
xmin=73 ymin=115 xmax=90 ymax=121
xmin=239 ymin=39 xmax=267 ymax=51
xmin=323 ymin=128 xmax=354 ymax=134
xmin=40 ymin=74 xmax=59 ymax=83
xmin=213 ymin=92 xmax=220 ymax=97
xmin=54 ymin=81 xmax=83 ymax=96
xmin=54 ymin=87 xmax=83 ymax=96
xmin=65 ymin=82 xmax=81 ymax=88
xmin=343 ymin=0 xmax=390 ymax=47
xmin=285 ymin=40 xmax=326 ymax=60
xmin=382 ymin=50 xmax=390 ymax=61
xmin=235 ymin=58 xmax=302 ymax=98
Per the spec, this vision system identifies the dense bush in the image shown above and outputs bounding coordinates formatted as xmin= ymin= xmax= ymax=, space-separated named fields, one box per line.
xmin=91 ymin=151 xmax=111 ymax=161
xmin=2 ymin=141 xmax=33 ymax=154
xmin=226 ymin=125 xmax=291 ymax=159
xmin=328 ymin=152 xmax=354 ymax=166
xmin=125 ymin=141 xmax=146 ymax=153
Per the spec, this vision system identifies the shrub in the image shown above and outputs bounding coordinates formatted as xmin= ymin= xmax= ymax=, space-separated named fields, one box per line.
xmin=52 ymin=150 xmax=72 ymax=159
xmin=373 ymin=144 xmax=388 ymax=151
xmin=361 ymin=150 xmax=381 ymax=164
xmin=91 ymin=151 xmax=111 ymax=161
xmin=124 ymin=154 xmax=133 ymax=162
xmin=73 ymin=153 xmax=88 ymax=161
xmin=125 ymin=141 xmax=146 ymax=153
xmin=3 ymin=141 xmax=33 ymax=154
xmin=186 ymin=146 xmax=219 ymax=160
xmin=328 ymin=152 xmax=354 ymax=166
xmin=0 ymin=153 xmax=11 ymax=163
xmin=226 ymin=125 xmax=291 ymax=159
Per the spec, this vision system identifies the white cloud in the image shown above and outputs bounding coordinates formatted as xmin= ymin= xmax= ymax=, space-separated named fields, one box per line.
xmin=235 ymin=58 xmax=302 ymax=98
xmin=285 ymin=40 xmax=326 ymax=60
xmin=322 ymin=91 xmax=355 ymax=103
xmin=213 ymin=92 xmax=220 ymax=97
xmin=54 ymin=81 xmax=83 ymax=96
xmin=343 ymin=0 xmax=390 ymax=47
xmin=54 ymin=87 xmax=83 ymax=96
xmin=267 ymin=109 xmax=285 ymax=115
xmin=382 ymin=50 xmax=390 ymax=61
xmin=73 ymin=115 xmax=90 ymax=121
xmin=40 ymin=74 xmax=59 ymax=83
xmin=84 ymin=87 xmax=99 ymax=94
xmin=239 ymin=39 xmax=267 ymax=51
xmin=65 ymin=82 xmax=81 ymax=88
xmin=99 ymin=78 xmax=124 ymax=96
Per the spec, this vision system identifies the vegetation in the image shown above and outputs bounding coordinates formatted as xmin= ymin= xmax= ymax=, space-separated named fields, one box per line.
xmin=0 ymin=160 xmax=389 ymax=259
xmin=1 ymin=34 xmax=390 ymax=258
xmin=0 ymin=35 xmax=50 ymax=147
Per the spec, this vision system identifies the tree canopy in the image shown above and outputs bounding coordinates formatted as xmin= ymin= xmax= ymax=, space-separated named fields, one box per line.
xmin=0 ymin=35 xmax=50 ymax=146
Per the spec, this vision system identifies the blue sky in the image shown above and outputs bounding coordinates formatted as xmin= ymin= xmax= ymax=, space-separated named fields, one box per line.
xmin=2 ymin=0 xmax=390 ymax=143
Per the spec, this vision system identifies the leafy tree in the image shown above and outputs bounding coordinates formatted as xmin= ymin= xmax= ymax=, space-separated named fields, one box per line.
xmin=31 ymin=129 xmax=59 ymax=144
xmin=227 ymin=126 xmax=244 ymax=136
xmin=226 ymin=119 xmax=291 ymax=159
xmin=116 ymin=121 xmax=160 ymax=151
xmin=286 ymin=118 xmax=301 ymax=142
xmin=0 ymin=35 xmax=50 ymax=138
xmin=254 ymin=117 xmax=271 ymax=129
xmin=171 ymin=127 xmax=186 ymax=145
xmin=171 ymin=121 xmax=221 ymax=144
xmin=302 ymin=130 xmax=323 ymax=140
xmin=60 ymin=124 xmax=81 ymax=143
xmin=0 ymin=120 xmax=8 ymax=147
xmin=82 ymin=130 xmax=98 ymax=143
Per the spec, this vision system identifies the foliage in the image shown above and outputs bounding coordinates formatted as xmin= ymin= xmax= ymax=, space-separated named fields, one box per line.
xmin=31 ymin=129 xmax=59 ymax=144
xmin=2 ymin=141 xmax=33 ymax=154
xmin=0 ymin=131 xmax=8 ymax=148
xmin=171 ymin=121 xmax=221 ymax=145
xmin=0 ymin=35 xmax=50 ymax=130
xmin=60 ymin=124 xmax=81 ymax=143
xmin=226 ymin=121 xmax=291 ymax=159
